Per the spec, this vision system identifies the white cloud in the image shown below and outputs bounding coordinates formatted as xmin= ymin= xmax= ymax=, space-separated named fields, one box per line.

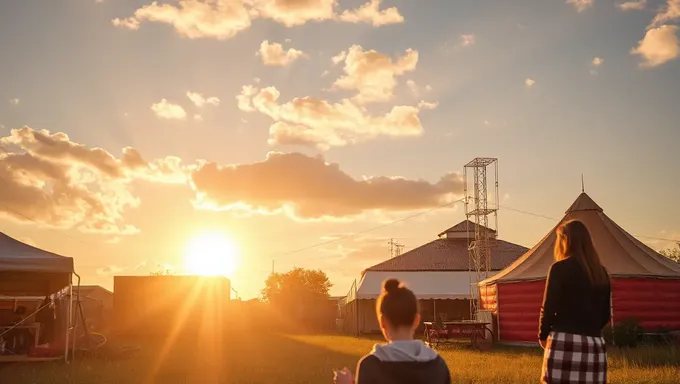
xmin=194 ymin=114 xmax=203 ymax=121
xmin=332 ymin=45 xmax=418 ymax=104
xmin=648 ymin=0 xmax=680 ymax=29
xmin=112 ymin=0 xmax=403 ymax=39
xmin=186 ymin=91 xmax=220 ymax=107
xmin=525 ymin=78 xmax=536 ymax=88
xmin=337 ymin=0 xmax=404 ymax=26
xmin=331 ymin=51 xmax=347 ymax=65
xmin=631 ymin=25 xmax=680 ymax=68
xmin=460 ymin=34 xmax=475 ymax=47
xmin=9 ymin=98 xmax=19 ymax=106
xmin=566 ymin=0 xmax=593 ymax=12
xmin=617 ymin=0 xmax=646 ymax=11
xmin=258 ymin=40 xmax=306 ymax=66
xmin=151 ymin=99 xmax=187 ymax=120
xmin=406 ymin=80 xmax=420 ymax=97
xmin=111 ymin=17 xmax=140 ymax=30
xmin=237 ymin=85 xmax=436 ymax=150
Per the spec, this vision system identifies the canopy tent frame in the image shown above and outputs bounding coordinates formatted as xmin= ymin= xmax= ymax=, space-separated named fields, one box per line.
xmin=0 ymin=232 xmax=77 ymax=362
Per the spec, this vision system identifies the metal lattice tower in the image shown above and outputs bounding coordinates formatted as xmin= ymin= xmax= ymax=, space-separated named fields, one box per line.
xmin=464 ymin=157 xmax=499 ymax=320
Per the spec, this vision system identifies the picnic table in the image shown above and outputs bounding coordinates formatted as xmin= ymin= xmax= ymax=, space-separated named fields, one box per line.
xmin=423 ymin=320 xmax=493 ymax=349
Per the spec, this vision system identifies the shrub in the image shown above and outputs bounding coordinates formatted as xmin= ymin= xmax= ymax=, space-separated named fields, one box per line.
xmin=606 ymin=318 xmax=644 ymax=348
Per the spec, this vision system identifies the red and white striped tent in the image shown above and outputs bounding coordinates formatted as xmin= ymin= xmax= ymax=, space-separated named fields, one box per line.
xmin=479 ymin=192 xmax=680 ymax=344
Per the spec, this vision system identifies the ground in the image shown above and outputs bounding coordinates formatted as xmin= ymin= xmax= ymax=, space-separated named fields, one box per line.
xmin=0 ymin=333 xmax=678 ymax=383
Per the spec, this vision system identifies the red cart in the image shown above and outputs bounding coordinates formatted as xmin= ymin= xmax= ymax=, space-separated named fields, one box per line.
xmin=423 ymin=320 xmax=493 ymax=349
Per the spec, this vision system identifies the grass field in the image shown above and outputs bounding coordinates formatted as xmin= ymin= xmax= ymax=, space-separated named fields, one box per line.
xmin=0 ymin=333 xmax=678 ymax=383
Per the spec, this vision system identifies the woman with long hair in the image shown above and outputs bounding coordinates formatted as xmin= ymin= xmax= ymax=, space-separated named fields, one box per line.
xmin=539 ymin=220 xmax=611 ymax=384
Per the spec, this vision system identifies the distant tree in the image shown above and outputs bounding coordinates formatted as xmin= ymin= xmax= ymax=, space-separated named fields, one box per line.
xmin=150 ymin=267 xmax=175 ymax=276
xmin=261 ymin=267 xmax=332 ymax=306
xmin=659 ymin=243 xmax=680 ymax=263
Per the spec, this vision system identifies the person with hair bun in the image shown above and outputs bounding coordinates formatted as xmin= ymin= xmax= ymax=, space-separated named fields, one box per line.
xmin=334 ymin=278 xmax=451 ymax=384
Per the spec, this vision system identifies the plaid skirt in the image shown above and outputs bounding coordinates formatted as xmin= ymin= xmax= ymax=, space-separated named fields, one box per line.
xmin=541 ymin=332 xmax=607 ymax=384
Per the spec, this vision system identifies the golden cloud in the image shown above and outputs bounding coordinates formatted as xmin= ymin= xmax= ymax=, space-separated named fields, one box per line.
xmin=190 ymin=152 xmax=464 ymax=220
xmin=631 ymin=25 xmax=680 ymax=68
xmin=237 ymin=85 xmax=437 ymax=150
xmin=113 ymin=0 xmax=403 ymax=39
xmin=0 ymin=127 xmax=186 ymax=234
xmin=258 ymin=40 xmax=306 ymax=66
xmin=332 ymin=45 xmax=418 ymax=104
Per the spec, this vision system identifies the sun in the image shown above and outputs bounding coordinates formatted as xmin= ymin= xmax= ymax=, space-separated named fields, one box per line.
xmin=184 ymin=232 xmax=239 ymax=277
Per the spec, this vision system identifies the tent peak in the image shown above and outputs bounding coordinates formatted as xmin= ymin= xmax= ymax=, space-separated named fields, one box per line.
xmin=565 ymin=192 xmax=603 ymax=214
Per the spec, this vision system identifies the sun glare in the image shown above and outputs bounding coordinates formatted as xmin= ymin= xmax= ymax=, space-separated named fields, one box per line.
xmin=184 ymin=232 xmax=239 ymax=277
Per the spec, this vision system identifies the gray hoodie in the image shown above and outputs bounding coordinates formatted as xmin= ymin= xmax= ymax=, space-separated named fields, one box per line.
xmin=355 ymin=340 xmax=451 ymax=384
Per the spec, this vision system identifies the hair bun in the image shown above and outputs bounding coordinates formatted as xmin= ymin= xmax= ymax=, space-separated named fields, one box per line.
xmin=383 ymin=278 xmax=402 ymax=293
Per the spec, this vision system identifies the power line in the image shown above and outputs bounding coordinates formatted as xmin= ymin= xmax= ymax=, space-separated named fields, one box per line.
xmin=277 ymin=198 xmax=465 ymax=261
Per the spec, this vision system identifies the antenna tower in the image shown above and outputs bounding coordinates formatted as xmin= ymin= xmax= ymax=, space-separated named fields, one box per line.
xmin=388 ymin=238 xmax=405 ymax=258
xmin=464 ymin=157 xmax=499 ymax=320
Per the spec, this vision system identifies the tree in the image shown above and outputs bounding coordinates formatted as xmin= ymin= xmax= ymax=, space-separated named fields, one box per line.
xmin=261 ymin=267 xmax=332 ymax=306
xmin=150 ymin=267 xmax=175 ymax=276
xmin=659 ymin=243 xmax=680 ymax=263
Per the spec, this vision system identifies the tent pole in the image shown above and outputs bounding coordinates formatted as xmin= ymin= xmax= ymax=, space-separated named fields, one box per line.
xmin=64 ymin=276 xmax=73 ymax=362
xmin=433 ymin=300 xmax=436 ymax=322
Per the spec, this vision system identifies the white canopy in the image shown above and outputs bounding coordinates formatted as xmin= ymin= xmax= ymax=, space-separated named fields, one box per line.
xmin=0 ymin=232 xmax=74 ymax=296
xmin=349 ymin=271 xmax=479 ymax=301
xmin=0 ymin=232 xmax=74 ymax=273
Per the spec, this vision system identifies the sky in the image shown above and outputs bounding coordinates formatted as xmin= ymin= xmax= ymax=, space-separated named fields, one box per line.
xmin=1 ymin=0 xmax=679 ymax=299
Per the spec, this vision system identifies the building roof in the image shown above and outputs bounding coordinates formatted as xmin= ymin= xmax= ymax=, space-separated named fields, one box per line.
xmin=437 ymin=220 xmax=496 ymax=237
xmin=366 ymin=224 xmax=528 ymax=273
xmin=480 ymin=193 xmax=680 ymax=285
xmin=74 ymin=285 xmax=112 ymax=297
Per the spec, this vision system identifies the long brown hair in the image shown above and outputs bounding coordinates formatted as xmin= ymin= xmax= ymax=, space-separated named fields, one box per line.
xmin=554 ymin=220 xmax=610 ymax=286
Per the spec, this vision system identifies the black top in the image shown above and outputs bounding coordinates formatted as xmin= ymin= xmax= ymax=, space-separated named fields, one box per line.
xmin=539 ymin=257 xmax=611 ymax=341
xmin=356 ymin=355 xmax=450 ymax=384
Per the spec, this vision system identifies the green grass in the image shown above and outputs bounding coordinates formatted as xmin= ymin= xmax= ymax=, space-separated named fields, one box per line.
xmin=1 ymin=333 xmax=678 ymax=383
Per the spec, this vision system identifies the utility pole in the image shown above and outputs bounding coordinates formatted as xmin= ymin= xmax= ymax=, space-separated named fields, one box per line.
xmin=271 ymin=259 xmax=275 ymax=275
xmin=388 ymin=238 xmax=404 ymax=258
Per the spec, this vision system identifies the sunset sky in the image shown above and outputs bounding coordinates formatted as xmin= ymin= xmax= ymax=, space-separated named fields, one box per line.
xmin=1 ymin=0 xmax=679 ymax=299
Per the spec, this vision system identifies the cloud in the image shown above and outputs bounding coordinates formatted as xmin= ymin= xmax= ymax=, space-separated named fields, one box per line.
xmin=592 ymin=57 xmax=603 ymax=66
xmin=525 ymin=78 xmax=536 ymax=88
xmin=460 ymin=34 xmax=475 ymax=47
xmin=190 ymin=152 xmax=464 ymax=220
xmin=0 ymin=127 xmax=187 ymax=234
xmin=406 ymin=80 xmax=419 ymax=97
xmin=9 ymin=98 xmax=19 ymax=106
xmin=631 ymin=25 xmax=680 ymax=68
xmin=332 ymin=45 xmax=418 ymax=104
xmin=113 ymin=0 xmax=403 ymax=39
xmin=337 ymin=0 xmax=404 ymax=26
xmin=194 ymin=114 xmax=203 ymax=121
xmin=258 ymin=40 xmax=306 ymax=66
xmin=111 ymin=17 xmax=140 ymax=30
xmin=331 ymin=51 xmax=347 ymax=65
xmin=186 ymin=91 xmax=220 ymax=107
xmin=648 ymin=0 xmax=680 ymax=29
xmin=237 ymin=85 xmax=435 ymax=150
xmin=566 ymin=0 xmax=593 ymax=12
xmin=97 ymin=265 xmax=125 ymax=275
xmin=151 ymin=99 xmax=187 ymax=120
xmin=617 ymin=0 xmax=646 ymax=11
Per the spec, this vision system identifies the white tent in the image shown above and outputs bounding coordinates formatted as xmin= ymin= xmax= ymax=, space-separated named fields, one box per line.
xmin=0 ymin=232 xmax=75 ymax=361
xmin=342 ymin=220 xmax=529 ymax=334
xmin=351 ymin=271 xmax=477 ymax=301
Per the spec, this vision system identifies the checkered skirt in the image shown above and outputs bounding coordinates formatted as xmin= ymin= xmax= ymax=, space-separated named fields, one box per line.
xmin=541 ymin=332 xmax=607 ymax=384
